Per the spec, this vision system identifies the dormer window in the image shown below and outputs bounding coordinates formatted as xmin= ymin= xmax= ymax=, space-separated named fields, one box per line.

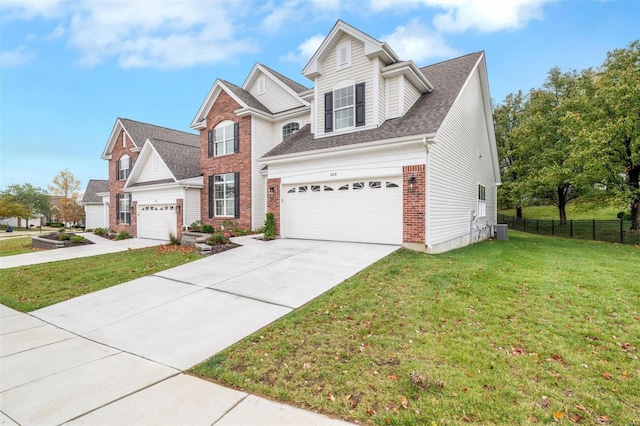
xmin=324 ymin=82 xmax=365 ymax=133
xmin=336 ymin=40 xmax=351 ymax=71
xmin=118 ymin=155 xmax=130 ymax=180
xmin=282 ymin=122 xmax=300 ymax=141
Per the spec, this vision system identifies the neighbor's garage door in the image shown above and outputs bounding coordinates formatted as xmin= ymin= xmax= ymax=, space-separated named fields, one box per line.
xmin=137 ymin=204 xmax=177 ymax=240
xmin=282 ymin=177 xmax=402 ymax=244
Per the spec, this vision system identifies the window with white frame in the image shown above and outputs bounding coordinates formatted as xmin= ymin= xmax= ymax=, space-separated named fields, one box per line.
xmin=334 ymin=86 xmax=354 ymax=130
xmin=478 ymin=184 xmax=486 ymax=217
xmin=117 ymin=193 xmax=131 ymax=224
xmin=118 ymin=155 xmax=130 ymax=180
xmin=214 ymin=173 xmax=236 ymax=217
xmin=214 ymin=122 xmax=235 ymax=156
xmin=282 ymin=122 xmax=299 ymax=140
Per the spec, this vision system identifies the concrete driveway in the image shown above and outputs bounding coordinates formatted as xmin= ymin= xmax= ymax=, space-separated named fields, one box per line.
xmin=1 ymin=237 xmax=398 ymax=425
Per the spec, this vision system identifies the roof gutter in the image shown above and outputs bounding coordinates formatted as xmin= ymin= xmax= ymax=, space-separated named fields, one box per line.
xmin=261 ymin=133 xmax=436 ymax=165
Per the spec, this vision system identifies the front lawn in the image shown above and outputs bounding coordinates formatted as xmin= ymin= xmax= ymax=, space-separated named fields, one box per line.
xmin=499 ymin=204 xmax=625 ymax=220
xmin=191 ymin=232 xmax=639 ymax=425
xmin=0 ymin=237 xmax=40 ymax=257
xmin=0 ymin=245 xmax=200 ymax=312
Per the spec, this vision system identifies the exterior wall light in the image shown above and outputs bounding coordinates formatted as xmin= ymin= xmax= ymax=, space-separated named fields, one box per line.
xmin=269 ymin=187 xmax=275 ymax=200
xmin=408 ymin=175 xmax=416 ymax=193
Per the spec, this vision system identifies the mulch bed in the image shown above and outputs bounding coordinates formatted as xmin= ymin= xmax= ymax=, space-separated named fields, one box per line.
xmin=208 ymin=242 xmax=240 ymax=254
xmin=39 ymin=233 xmax=94 ymax=247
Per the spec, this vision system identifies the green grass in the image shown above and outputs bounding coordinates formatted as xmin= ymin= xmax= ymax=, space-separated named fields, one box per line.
xmin=0 ymin=245 xmax=200 ymax=312
xmin=191 ymin=232 xmax=640 ymax=425
xmin=499 ymin=204 xmax=625 ymax=220
xmin=0 ymin=237 xmax=40 ymax=257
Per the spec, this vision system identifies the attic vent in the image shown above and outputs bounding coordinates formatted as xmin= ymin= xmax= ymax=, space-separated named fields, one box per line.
xmin=257 ymin=75 xmax=266 ymax=94
xmin=336 ymin=40 xmax=351 ymax=71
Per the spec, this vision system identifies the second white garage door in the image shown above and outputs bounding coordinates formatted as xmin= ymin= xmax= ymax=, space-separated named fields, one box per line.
xmin=137 ymin=204 xmax=177 ymax=240
xmin=282 ymin=177 xmax=402 ymax=245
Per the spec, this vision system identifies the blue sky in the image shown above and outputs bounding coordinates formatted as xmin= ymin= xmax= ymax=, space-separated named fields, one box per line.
xmin=1 ymin=0 xmax=638 ymax=194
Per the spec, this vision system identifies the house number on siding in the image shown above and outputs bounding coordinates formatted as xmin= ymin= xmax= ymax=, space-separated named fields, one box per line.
xmin=330 ymin=172 xmax=337 ymax=177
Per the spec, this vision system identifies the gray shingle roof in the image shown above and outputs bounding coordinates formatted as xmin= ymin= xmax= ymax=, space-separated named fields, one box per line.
xmin=263 ymin=52 xmax=482 ymax=158
xmin=260 ymin=64 xmax=310 ymax=94
xmin=148 ymin=137 xmax=201 ymax=181
xmin=220 ymin=80 xmax=272 ymax=114
xmin=82 ymin=179 xmax=109 ymax=203
xmin=120 ymin=118 xmax=199 ymax=148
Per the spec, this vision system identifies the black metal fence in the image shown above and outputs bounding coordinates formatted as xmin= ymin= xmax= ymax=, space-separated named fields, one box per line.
xmin=498 ymin=214 xmax=640 ymax=246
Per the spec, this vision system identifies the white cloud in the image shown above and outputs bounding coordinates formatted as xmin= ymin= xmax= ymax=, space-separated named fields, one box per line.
xmin=0 ymin=46 xmax=36 ymax=68
xmin=261 ymin=1 xmax=300 ymax=34
xmin=46 ymin=24 xmax=66 ymax=40
xmin=65 ymin=0 xmax=258 ymax=69
xmin=370 ymin=0 xmax=549 ymax=33
xmin=281 ymin=34 xmax=325 ymax=65
xmin=0 ymin=0 xmax=66 ymax=20
xmin=381 ymin=19 xmax=458 ymax=62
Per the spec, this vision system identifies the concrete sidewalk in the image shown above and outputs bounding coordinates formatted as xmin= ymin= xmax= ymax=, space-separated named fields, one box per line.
xmin=1 ymin=237 xmax=398 ymax=425
xmin=0 ymin=233 xmax=164 ymax=269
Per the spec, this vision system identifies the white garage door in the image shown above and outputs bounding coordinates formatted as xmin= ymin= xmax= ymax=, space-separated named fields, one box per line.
xmin=283 ymin=177 xmax=402 ymax=244
xmin=137 ymin=204 xmax=177 ymax=240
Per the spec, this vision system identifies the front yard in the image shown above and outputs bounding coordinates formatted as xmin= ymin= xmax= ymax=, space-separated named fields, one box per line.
xmin=191 ymin=232 xmax=639 ymax=424
xmin=0 ymin=245 xmax=200 ymax=311
xmin=0 ymin=237 xmax=40 ymax=257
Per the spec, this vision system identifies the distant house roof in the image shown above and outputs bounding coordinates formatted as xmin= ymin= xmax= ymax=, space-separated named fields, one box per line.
xmin=148 ymin=137 xmax=201 ymax=181
xmin=220 ymin=80 xmax=272 ymax=114
xmin=259 ymin=64 xmax=310 ymax=94
xmin=81 ymin=179 xmax=109 ymax=203
xmin=263 ymin=52 xmax=483 ymax=158
xmin=119 ymin=118 xmax=199 ymax=147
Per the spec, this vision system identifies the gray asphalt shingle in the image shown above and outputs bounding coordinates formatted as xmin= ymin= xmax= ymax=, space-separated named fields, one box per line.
xmin=82 ymin=180 xmax=109 ymax=203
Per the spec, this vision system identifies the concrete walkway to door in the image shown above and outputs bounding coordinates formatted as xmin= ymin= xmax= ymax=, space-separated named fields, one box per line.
xmin=1 ymin=237 xmax=398 ymax=425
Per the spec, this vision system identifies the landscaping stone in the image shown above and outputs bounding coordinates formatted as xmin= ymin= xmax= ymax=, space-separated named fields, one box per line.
xmin=31 ymin=233 xmax=93 ymax=250
xmin=181 ymin=231 xmax=211 ymax=247
xmin=195 ymin=243 xmax=212 ymax=256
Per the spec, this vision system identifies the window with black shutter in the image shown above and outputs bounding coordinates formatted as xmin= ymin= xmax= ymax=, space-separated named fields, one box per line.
xmin=207 ymin=130 xmax=213 ymax=157
xmin=233 ymin=122 xmax=239 ymax=153
xmin=324 ymin=92 xmax=333 ymax=133
xmin=208 ymin=175 xmax=213 ymax=219
xmin=234 ymin=172 xmax=240 ymax=219
xmin=355 ymin=82 xmax=365 ymax=127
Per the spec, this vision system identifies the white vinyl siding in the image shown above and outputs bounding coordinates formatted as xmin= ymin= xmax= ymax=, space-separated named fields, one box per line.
xmin=137 ymin=151 xmax=173 ymax=183
xmin=84 ymin=205 xmax=104 ymax=229
xmin=317 ymin=35 xmax=373 ymax=136
xmin=404 ymin=81 xmax=421 ymax=114
xmin=378 ymin=65 xmax=385 ymax=125
xmin=251 ymin=117 xmax=275 ymax=230
xmin=184 ymin=187 xmax=201 ymax=228
xmin=131 ymin=187 xmax=183 ymax=205
xmin=387 ymin=76 xmax=400 ymax=118
xmin=428 ymin=66 xmax=496 ymax=248
xmin=250 ymin=71 xmax=303 ymax=114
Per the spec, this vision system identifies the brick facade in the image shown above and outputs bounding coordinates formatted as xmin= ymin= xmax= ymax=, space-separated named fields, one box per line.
xmin=176 ymin=198 xmax=184 ymax=240
xmin=108 ymin=130 xmax=138 ymax=236
xmin=200 ymin=90 xmax=253 ymax=230
xmin=403 ymin=164 xmax=426 ymax=244
xmin=267 ymin=178 xmax=281 ymax=235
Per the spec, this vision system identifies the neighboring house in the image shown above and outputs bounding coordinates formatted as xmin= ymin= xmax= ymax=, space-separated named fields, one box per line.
xmin=81 ymin=179 xmax=109 ymax=229
xmin=0 ymin=216 xmax=44 ymax=228
xmin=98 ymin=118 xmax=201 ymax=240
xmin=190 ymin=20 xmax=500 ymax=253
xmin=87 ymin=20 xmax=500 ymax=253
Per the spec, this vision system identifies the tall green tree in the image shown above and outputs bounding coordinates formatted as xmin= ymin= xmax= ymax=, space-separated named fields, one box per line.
xmin=567 ymin=40 xmax=640 ymax=226
xmin=0 ymin=195 xmax=31 ymax=222
xmin=518 ymin=68 xmax=583 ymax=223
xmin=494 ymin=91 xmax=527 ymax=217
xmin=0 ymin=184 xmax=51 ymax=228
xmin=48 ymin=169 xmax=82 ymax=225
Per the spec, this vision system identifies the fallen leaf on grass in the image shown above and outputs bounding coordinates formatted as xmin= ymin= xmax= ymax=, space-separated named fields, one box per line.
xmin=366 ymin=407 xmax=375 ymax=416
xmin=574 ymin=404 xmax=587 ymax=412
xmin=554 ymin=411 xmax=564 ymax=420
xmin=596 ymin=415 xmax=609 ymax=423
xmin=326 ymin=392 xmax=335 ymax=402
xmin=529 ymin=416 xmax=538 ymax=423
xmin=570 ymin=414 xmax=583 ymax=423
xmin=602 ymin=372 xmax=612 ymax=380
xmin=387 ymin=374 xmax=398 ymax=380
xmin=400 ymin=396 xmax=409 ymax=409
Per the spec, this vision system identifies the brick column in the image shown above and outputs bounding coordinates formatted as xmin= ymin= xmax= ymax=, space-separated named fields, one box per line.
xmin=403 ymin=164 xmax=426 ymax=246
xmin=267 ymin=178 xmax=281 ymax=235
xmin=130 ymin=201 xmax=138 ymax=237
xmin=176 ymin=198 xmax=184 ymax=240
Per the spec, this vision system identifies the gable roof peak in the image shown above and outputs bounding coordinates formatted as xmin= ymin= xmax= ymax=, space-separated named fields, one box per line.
xmin=303 ymin=20 xmax=400 ymax=79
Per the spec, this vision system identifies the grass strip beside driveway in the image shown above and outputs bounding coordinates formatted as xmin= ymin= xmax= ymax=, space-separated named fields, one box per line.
xmin=0 ymin=237 xmax=40 ymax=257
xmin=191 ymin=232 xmax=639 ymax=425
xmin=0 ymin=245 xmax=200 ymax=312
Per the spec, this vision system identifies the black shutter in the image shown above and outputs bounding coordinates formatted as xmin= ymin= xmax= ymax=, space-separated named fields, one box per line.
xmin=115 ymin=194 xmax=120 ymax=223
xmin=207 ymin=130 xmax=213 ymax=157
xmin=355 ymin=82 xmax=365 ymax=127
xmin=208 ymin=175 xmax=213 ymax=219
xmin=234 ymin=172 xmax=240 ymax=219
xmin=233 ymin=122 xmax=239 ymax=153
xmin=324 ymin=92 xmax=333 ymax=133
xmin=116 ymin=159 xmax=121 ymax=180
